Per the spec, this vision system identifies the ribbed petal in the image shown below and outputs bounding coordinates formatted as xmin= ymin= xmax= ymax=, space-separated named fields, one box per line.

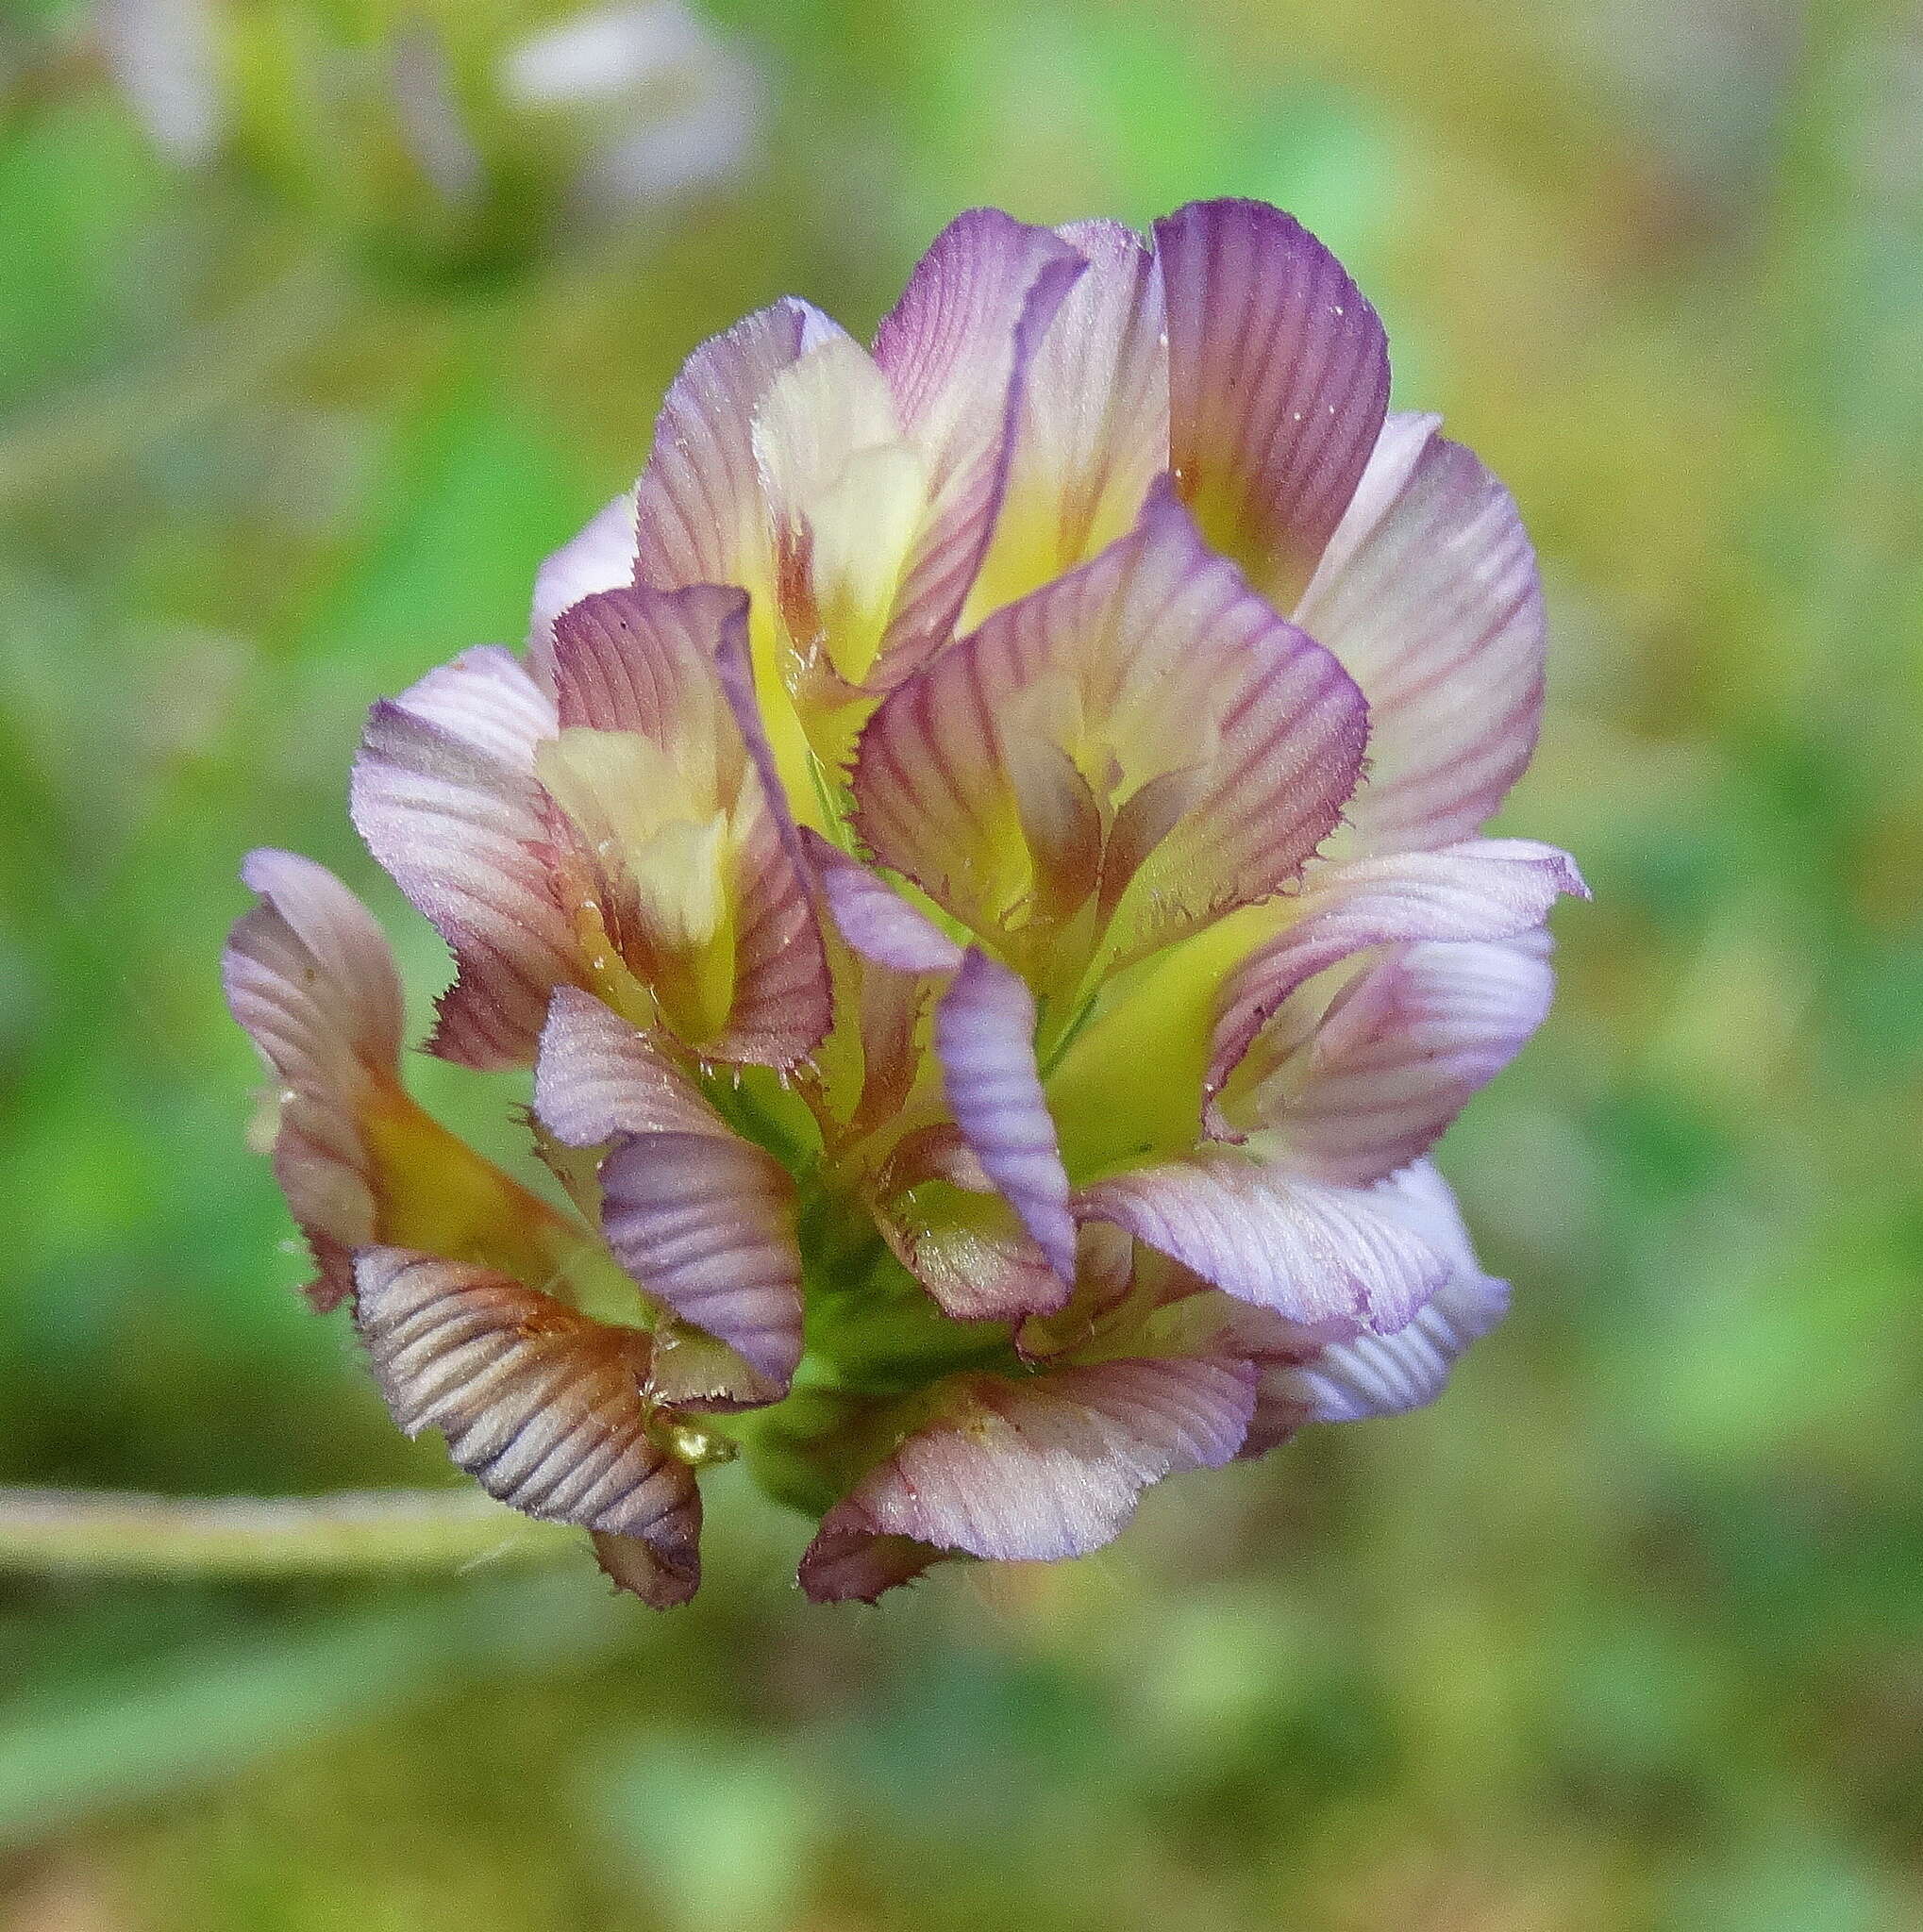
xmin=222 ymin=851 xmax=403 ymax=1307
xmin=1242 ymin=939 xmax=1556 ymax=1187
xmin=543 ymin=582 xmax=831 ymax=1066
xmin=797 ymin=1356 xmax=1257 ymax=1601
xmin=1079 ymin=1151 xmax=1451 ymax=1338
xmin=632 ymin=294 xmax=840 ymax=594
xmin=869 ymin=208 xmax=1086 ymax=679
xmin=801 ymin=831 xmax=960 ymax=1138
xmin=1155 ymin=198 xmax=1390 ymax=608
xmin=527 ymin=493 xmax=640 ymax=672
xmin=354 ymin=1248 xmax=701 ymax=1606
xmin=809 ymin=837 xmax=962 ymax=975
xmin=1298 ymin=415 xmax=1546 ymax=852
xmin=225 ymin=853 xmax=590 ymax=1311
xmin=1250 ymin=1161 xmax=1509 ymax=1440
xmin=350 ymin=648 xmax=577 ymax=1071
xmin=1205 ymin=840 xmax=1587 ymax=1125
xmin=853 ymin=482 xmax=1366 ymax=967
xmin=534 ymin=988 xmax=804 ymax=1389
xmin=532 ymin=985 xmax=726 ymax=1143
xmin=933 ymin=950 xmax=1078 ymax=1293
xmin=963 ymin=218 xmax=1169 ymax=624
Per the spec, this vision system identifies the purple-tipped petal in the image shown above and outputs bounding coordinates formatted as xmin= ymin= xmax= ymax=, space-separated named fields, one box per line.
xmin=869 ymin=209 xmax=1086 ymax=678
xmin=1206 ymin=840 xmax=1587 ymax=1124
xmin=350 ymin=649 xmax=577 ymax=1071
xmin=632 ymin=294 xmax=841 ymax=594
xmin=1244 ymin=938 xmax=1556 ymax=1187
xmin=222 ymin=851 xmax=404 ymax=1307
xmin=853 ymin=482 xmax=1367 ymax=964
xmin=542 ymin=583 xmax=831 ymax=1066
xmin=1155 ymin=198 xmax=1390 ymax=607
xmin=797 ymin=1355 xmax=1256 ymax=1600
xmin=354 ymin=1248 xmax=701 ymax=1605
xmin=528 ymin=494 xmax=641 ymax=672
xmin=1298 ymin=417 xmax=1546 ymax=851
xmin=1079 ymin=1153 xmax=1451 ymax=1338
xmin=964 ymin=218 xmax=1169 ymax=621
xmin=933 ymin=950 xmax=1078 ymax=1293
xmin=534 ymin=988 xmax=804 ymax=1389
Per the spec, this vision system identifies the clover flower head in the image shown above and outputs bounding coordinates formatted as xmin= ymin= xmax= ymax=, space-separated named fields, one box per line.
xmin=225 ymin=201 xmax=1585 ymax=1605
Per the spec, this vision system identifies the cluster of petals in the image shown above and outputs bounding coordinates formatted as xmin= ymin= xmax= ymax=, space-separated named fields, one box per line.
xmin=225 ymin=200 xmax=1584 ymax=1606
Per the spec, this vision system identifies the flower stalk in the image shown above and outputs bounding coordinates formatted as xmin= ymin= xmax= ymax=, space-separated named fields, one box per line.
xmin=0 ymin=1487 xmax=577 ymax=1580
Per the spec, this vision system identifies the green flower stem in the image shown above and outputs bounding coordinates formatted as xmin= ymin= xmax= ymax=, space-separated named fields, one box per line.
xmin=0 ymin=1487 xmax=580 ymax=1580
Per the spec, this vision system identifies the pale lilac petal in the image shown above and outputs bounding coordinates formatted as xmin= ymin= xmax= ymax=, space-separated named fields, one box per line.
xmin=963 ymin=218 xmax=1169 ymax=620
xmin=632 ymin=294 xmax=841 ymax=593
xmin=1247 ymin=939 xmax=1556 ymax=1187
xmin=798 ymin=1355 xmax=1256 ymax=1599
xmin=933 ymin=950 xmax=1077 ymax=1291
xmin=1155 ymin=199 xmax=1390 ymax=607
xmin=354 ymin=1248 xmax=701 ymax=1605
xmin=869 ymin=208 xmax=1086 ymax=677
xmin=543 ymin=583 xmax=831 ymax=1067
xmin=1079 ymin=1151 xmax=1451 ymax=1337
xmin=805 ymin=832 xmax=962 ymax=974
xmin=853 ymin=482 xmax=1366 ymax=961
xmin=1257 ymin=1161 xmax=1510 ymax=1430
xmin=532 ymin=984 xmax=725 ymax=1144
xmin=1205 ymin=840 xmax=1587 ymax=1122
xmin=527 ymin=494 xmax=640 ymax=672
xmin=350 ymin=650 xmax=577 ymax=1071
xmin=223 ymin=852 xmax=404 ymax=1307
xmin=534 ymin=988 xmax=804 ymax=1388
xmin=1297 ymin=416 xmax=1546 ymax=851
xmin=596 ymin=1131 xmax=803 ymax=1387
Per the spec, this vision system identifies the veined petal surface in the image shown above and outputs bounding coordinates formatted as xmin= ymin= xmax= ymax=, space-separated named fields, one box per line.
xmin=853 ymin=483 xmax=1366 ymax=976
xmin=535 ymin=988 xmax=804 ymax=1389
xmin=1079 ymin=1152 xmax=1450 ymax=1338
xmin=350 ymin=647 xmax=577 ymax=1071
xmin=869 ymin=208 xmax=1086 ymax=676
xmin=542 ymin=582 xmax=830 ymax=1065
xmin=354 ymin=1248 xmax=702 ymax=1606
xmin=1155 ymin=198 xmax=1390 ymax=608
xmin=1298 ymin=416 xmax=1546 ymax=852
xmin=797 ymin=1355 xmax=1256 ymax=1601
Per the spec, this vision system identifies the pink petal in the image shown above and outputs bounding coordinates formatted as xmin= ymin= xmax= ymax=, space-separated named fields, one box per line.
xmin=963 ymin=218 xmax=1169 ymax=621
xmin=870 ymin=208 xmax=1086 ymax=678
xmin=797 ymin=1355 xmax=1257 ymax=1601
xmin=1078 ymin=1152 xmax=1451 ymax=1337
xmin=544 ymin=582 xmax=831 ymax=1067
xmin=1155 ymin=198 xmax=1390 ymax=608
xmin=534 ymin=987 xmax=804 ymax=1389
xmin=933 ymin=950 xmax=1078 ymax=1291
xmin=223 ymin=852 xmax=405 ymax=1307
xmin=1242 ymin=938 xmax=1556 ymax=1187
xmin=354 ymin=1248 xmax=701 ymax=1606
xmin=632 ymin=294 xmax=841 ymax=594
xmin=527 ymin=494 xmax=641 ymax=673
xmin=532 ymin=985 xmax=727 ymax=1144
xmin=853 ymin=481 xmax=1367 ymax=964
xmin=350 ymin=648 xmax=578 ymax=1071
xmin=1253 ymin=1161 xmax=1510 ymax=1435
xmin=1298 ymin=416 xmax=1545 ymax=851
xmin=1205 ymin=840 xmax=1587 ymax=1124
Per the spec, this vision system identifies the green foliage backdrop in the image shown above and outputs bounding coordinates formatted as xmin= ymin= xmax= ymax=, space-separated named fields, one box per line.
xmin=2 ymin=0 xmax=1918 ymax=1924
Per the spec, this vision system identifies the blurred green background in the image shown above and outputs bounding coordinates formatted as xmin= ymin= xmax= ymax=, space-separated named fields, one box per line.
xmin=3 ymin=0 xmax=1920 ymax=1924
